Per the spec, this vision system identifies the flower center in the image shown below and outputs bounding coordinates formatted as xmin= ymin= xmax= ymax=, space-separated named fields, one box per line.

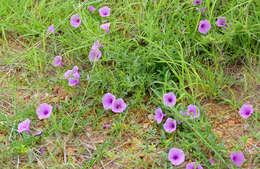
xmin=116 ymin=104 xmax=121 ymax=109
xmin=43 ymin=110 xmax=49 ymax=115
xmin=201 ymin=24 xmax=205 ymax=28
xmin=168 ymin=98 xmax=172 ymax=102
xmin=233 ymin=156 xmax=237 ymax=161
xmin=76 ymin=19 xmax=80 ymax=23
xmin=109 ymin=99 xmax=113 ymax=103
xmin=171 ymin=123 xmax=175 ymax=128
xmin=245 ymin=111 xmax=250 ymax=115
xmin=173 ymin=155 xmax=178 ymax=160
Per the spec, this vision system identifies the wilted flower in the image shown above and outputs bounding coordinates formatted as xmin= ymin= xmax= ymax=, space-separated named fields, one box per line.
xmin=17 ymin=119 xmax=31 ymax=133
xmin=201 ymin=7 xmax=205 ymax=16
xmin=103 ymin=124 xmax=112 ymax=128
xmin=163 ymin=92 xmax=176 ymax=107
xmin=179 ymin=111 xmax=184 ymax=115
xmin=99 ymin=6 xmax=111 ymax=17
xmin=86 ymin=73 xmax=90 ymax=80
xmin=193 ymin=0 xmax=202 ymax=6
xmin=89 ymin=40 xmax=103 ymax=62
xmin=209 ymin=157 xmax=215 ymax=165
xmin=52 ymin=56 xmax=64 ymax=67
xmin=187 ymin=105 xmax=200 ymax=118
xmin=102 ymin=93 xmax=116 ymax=110
xmin=112 ymin=98 xmax=127 ymax=113
xmin=92 ymin=40 xmax=103 ymax=50
xmin=177 ymin=120 xmax=181 ymax=124
xmin=89 ymin=48 xmax=102 ymax=62
xmin=36 ymin=103 xmax=52 ymax=119
xmin=230 ymin=151 xmax=245 ymax=167
xmin=154 ymin=108 xmax=166 ymax=124
xmin=239 ymin=104 xmax=253 ymax=119
xmin=198 ymin=20 xmax=211 ymax=34
xmin=40 ymin=147 xmax=44 ymax=155
xmin=70 ymin=14 xmax=81 ymax=28
xmin=48 ymin=24 xmax=55 ymax=34
xmin=88 ymin=6 xmax=95 ymax=13
xmin=168 ymin=148 xmax=185 ymax=166
xmin=186 ymin=162 xmax=203 ymax=169
xmin=64 ymin=66 xmax=81 ymax=86
xmin=216 ymin=17 xmax=227 ymax=27
xmin=34 ymin=130 xmax=42 ymax=137
xmin=100 ymin=23 xmax=110 ymax=35
xmin=163 ymin=118 xmax=177 ymax=133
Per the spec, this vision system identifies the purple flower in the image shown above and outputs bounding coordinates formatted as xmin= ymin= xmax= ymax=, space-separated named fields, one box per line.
xmin=34 ymin=130 xmax=42 ymax=137
xmin=89 ymin=48 xmax=102 ymax=62
xmin=112 ymin=98 xmax=127 ymax=113
xmin=99 ymin=6 xmax=111 ymax=17
xmin=163 ymin=92 xmax=176 ymax=107
xmin=177 ymin=120 xmax=181 ymax=124
xmin=186 ymin=162 xmax=203 ymax=169
xmin=36 ymin=103 xmax=53 ymax=120
xmin=187 ymin=105 xmax=200 ymax=118
xmin=230 ymin=151 xmax=245 ymax=167
xmin=193 ymin=0 xmax=202 ymax=6
xmin=52 ymin=56 xmax=64 ymax=67
xmin=64 ymin=66 xmax=81 ymax=86
xmin=70 ymin=14 xmax=81 ymax=28
xmin=239 ymin=104 xmax=253 ymax=119
xmin=179 ymin=111 xmax=184 ymax=115
xmin=216 ymin=17 xmax=227 ymax=27
xmin=47 ymin=24 xmax=55 ymax=34
xmin=100 ymin=23 xmax=110 ymax=35
xmin=163 ymin=118 xmax=177 ymax=133
xmin=17 ymin=119 xmax=31 ymax=133
xmin=102 ymin=93 xmax=116 ymax=110
xmin=185 ymin=112 xmax=190 ymax=116
xmin=88 ymin=6 xmax=95 ymax=13
xmin=209 ymin=157 xmax=215 ymax=165
xmin=103 ymin=124 xmax=112 ymax=128
xmin=198 ymin=20 xmax=211 ymax=34
xmin=154 ymin=108 xmax=166 ymax=124
xmin=168 ymin=148 xmax=185 ymax=166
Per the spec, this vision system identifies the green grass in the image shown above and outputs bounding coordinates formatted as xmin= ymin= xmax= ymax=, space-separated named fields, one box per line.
xmin=0 ymin=0 xmax=259 ymax=168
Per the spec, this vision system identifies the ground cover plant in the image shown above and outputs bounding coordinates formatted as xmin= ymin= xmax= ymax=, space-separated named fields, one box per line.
xmin=0 ymin=0 xmax=259 ymax=168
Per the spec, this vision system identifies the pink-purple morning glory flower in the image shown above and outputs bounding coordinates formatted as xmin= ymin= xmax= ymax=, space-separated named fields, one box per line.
xmin=239 ymin=104 xmax=253 ymax=119
xmin=163 ymin=118 xmax=177 ymax=133
xmin=198 ymin=20 xmax=211 ymax=34
xmin=100 ymin=23 xmax=110 ymax=35
xmin=215 ymin=17 xmax=227 ymax=27
xmin=17 ymin=119 xmax=31 ymax=133
xmin=64 ymin=66 xmax=81 ymax=86
xmin=47 ymin=24 xmax=55 ymax=34
xmin=70 ymin=14 xmax=81 ymax=28
xmin=99 ymin=6 xmax=111 ymax=17
xmin=187 ymin=105 xmax=200 ymax=118
xmin=52 ymin=56 xmax=64 ymax=67
xmin=112 ymin=98 xmax=127 ymax=113
xmin=186 ymin=162 xmax=203 ymax=169
xmin=163 ymin=92 xmax=176 ymax=107
xmin=36 ymin=103 xmax=53 ymax=119
xmin=168 ymin=148 xmax=185 ymax=166
xmin=102 ymin=93 xmax=116 ymax=110
xmin=193 ymin=0 xmax=202 ymax=6
xmin=88 ymin=6 xmax=95 ymax=13
xmin=154 ymin=108 xmax=166 ymax=124
xmin=230 ymin=151 xmax=245 ymax=167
